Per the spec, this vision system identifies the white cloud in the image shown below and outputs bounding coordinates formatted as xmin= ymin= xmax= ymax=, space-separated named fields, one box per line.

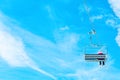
xmin=0 ymin=19 xmax=30 ymax=67
xmin=54 ymin=32 xmax=80 ymax=53
xmin=115 ymin=28 xmax=120 ymax=46
xmin=108 ymin=0 xmax=120 ymax=18
xmin=65 ymin=66 xmax=120 ymax=80
xmin=0 ymin=12 xmax=57 ymax=79
xmin=108 ymin=0 xmax=120 ymax=47
xmin=90 ymin=15 xmax=103 ymax=22
xmin=45 ymin=5 xmax=54 ymax=20
xmin=105 ymin=14 xmax=120 ymax=28
xmin=60 ymin=26 xmax=69 ymax=31
xmin=106 ymin=19 xmax=116 ymax=27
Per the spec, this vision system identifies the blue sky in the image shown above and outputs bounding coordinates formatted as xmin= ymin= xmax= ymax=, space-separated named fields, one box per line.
xmin=0 ymin=0 xmax=120 ymax=80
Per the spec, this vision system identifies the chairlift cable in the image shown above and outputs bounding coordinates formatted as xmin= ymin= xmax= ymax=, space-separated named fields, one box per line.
xmin=83 ymin=0 xmax=107 ymax=65
xmin=83 ymin=0 xmax=101 ymax=47
xmin=83 ymin=0 xmax=95 ymax=46
xmin=83 ymin=0 xmax=95 ymax=30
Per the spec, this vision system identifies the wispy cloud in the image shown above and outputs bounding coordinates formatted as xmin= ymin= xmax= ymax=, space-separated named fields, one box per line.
xmin=106 ymin=19 xmax=116 ymax=27
xmin=0 ymin=12 xmax=57 ymax=79
xmin=108 ymin=0 xmax=120 ymax=18
xmin=90 ymin=15 xmax=103 ymax=22
xmin=115 ymin=28 xmax=120 ymax=46
xmin=65 ymin=66 xmax=120 ymax=80
xmin=108 ymin=0 xmax=120 ymax=47
xmin=54 ymin=28 xmax=80 ymax=53
xmin=45 ymin=5 xmax=55 ymax=20
xmin=59 ymin=26 xmax=69 ymax=31
xmin=0 ymin=15 xmax=28 ymax=67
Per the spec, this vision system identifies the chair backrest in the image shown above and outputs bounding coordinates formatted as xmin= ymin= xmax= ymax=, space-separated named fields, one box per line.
xmin=85 ymin=54 xmax=106 ymax=62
